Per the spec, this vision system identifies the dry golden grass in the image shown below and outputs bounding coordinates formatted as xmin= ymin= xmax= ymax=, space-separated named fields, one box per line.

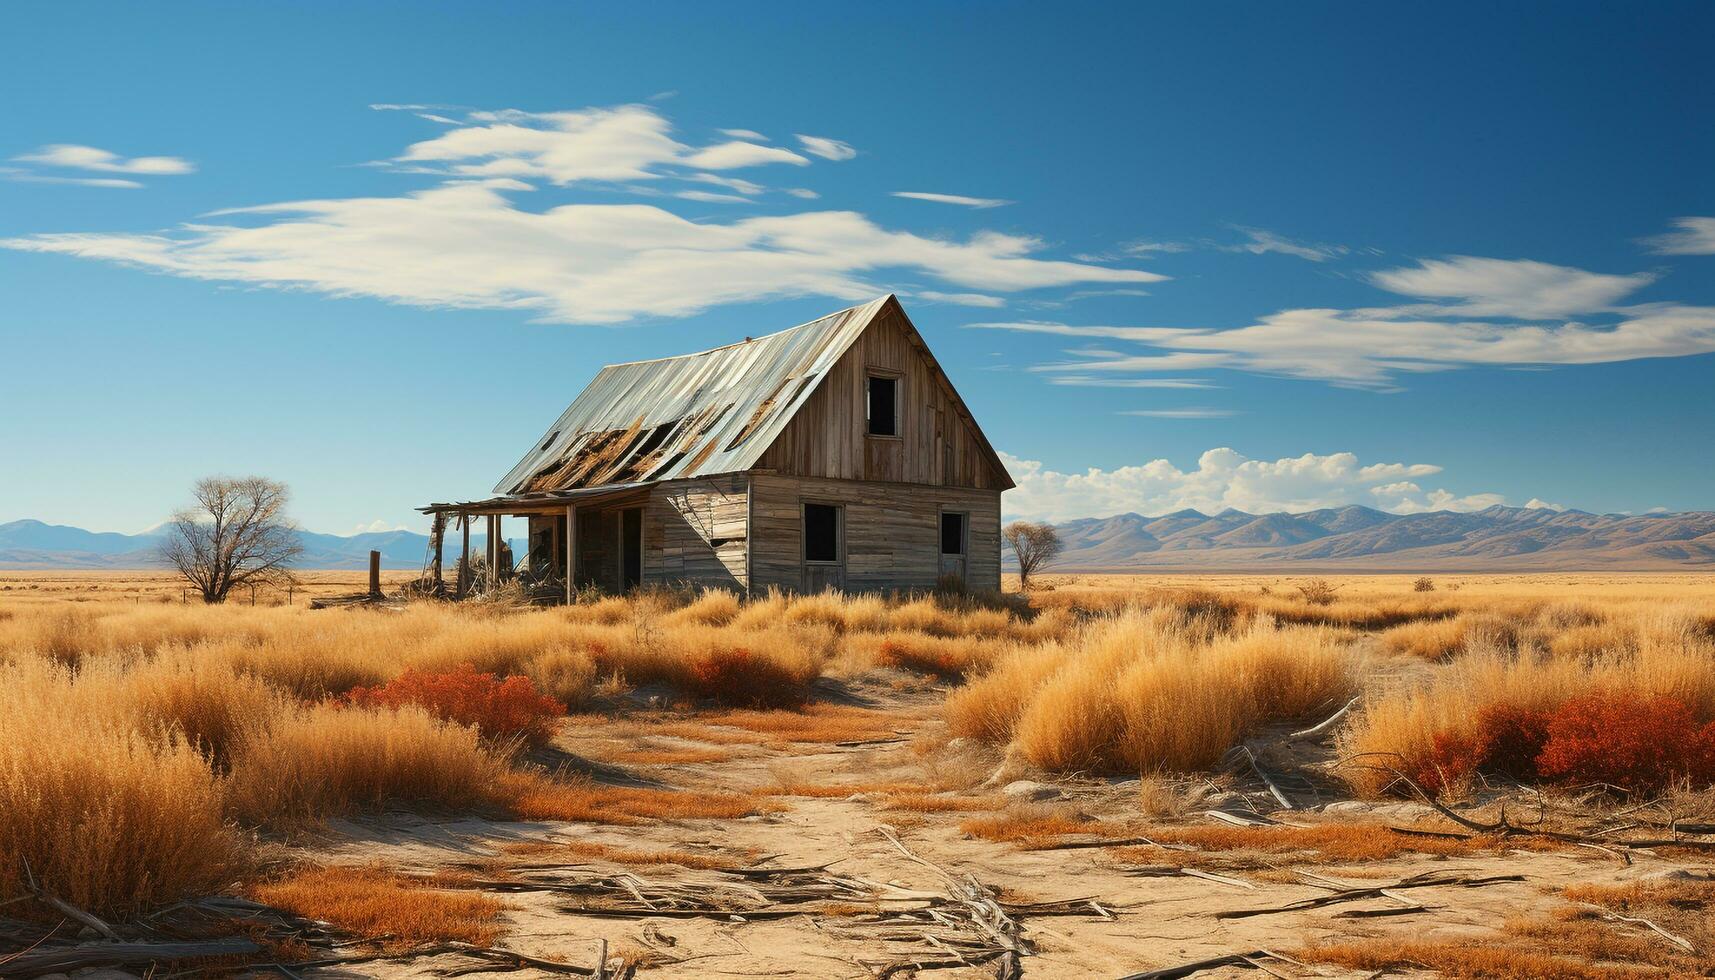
xmin=1131 ymin=823 xmax=1562 ymax=862
xmin=599 ymin=746 xmax=734 ymax=765
xmin=505 ymin=839 xmax=738 ymax=870
xmin=959 ymin=810 xmax=1130 ymax=847
xmin=1293 ymin=939 xmax=1666 ymax=980
xmin=227 ymin=702 xmax=508 ymax=825
xmin=949 ymin=608 xmax=1356 ymax=773
xmin=0 ymin=656 xmax=246 ymax=917
xmin=1343 ymin=605 xmax=1715 ymax=796
xmin=761 ymin=780 xmax=929 ymax=798
xmin=250 ymin=864 xmax=507 ymax=949
xmin=880 ymin=792 xmax=1002 ymax=812
xmin=4 ymin=570 xmax=1711 ymax=928
xmin=602 ymin=704 xmax=911 ymax=747
xmin=498 ymin=772 xmax=775 ymax=824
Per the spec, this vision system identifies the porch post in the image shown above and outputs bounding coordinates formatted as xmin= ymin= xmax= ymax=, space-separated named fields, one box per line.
xmin=430 ymin=511 xmax=445 ymax=593
xmin=485 ymin=515 xmax=498 ymax=587
xmin=456 ymin=512 xmax=470 ymax=598
xmin=564 ymin=504 xmax=577 ymax=604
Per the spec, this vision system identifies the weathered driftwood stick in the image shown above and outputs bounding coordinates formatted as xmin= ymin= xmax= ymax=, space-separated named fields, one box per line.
xmin=1236 ymin=745 xmax=1295 ymax=810
xmin=33 ymin=892 xmax=121 ymax=941
xmin=1029 ymin=835 xmax=1163 ymax=851
xmin=1286 ymin=695 xmax=1361 ymax=739
xmin=0 ymin=938 xmax=261 ymax=974
xmin=1586 ymin=907 xmax=1697 ymax=953
xmin=1331 ymin=904 xmax=1431 ymax=918
xmin=1215 ymin=872 xmax=1523 ymax=919
xmin=1116 ymin=950 xmax=1275 ymax=980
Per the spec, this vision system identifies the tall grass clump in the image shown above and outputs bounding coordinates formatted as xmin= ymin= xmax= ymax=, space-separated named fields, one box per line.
xmin=1344 ymin=616 xmax=1715 ymax=796
xmin=0 ymin=657 xmax=244 ymax=917
xmin=226 ymin=702 xmax=508 ymax=825
xmin=948 ymin=609 xmax=1356 ymax=773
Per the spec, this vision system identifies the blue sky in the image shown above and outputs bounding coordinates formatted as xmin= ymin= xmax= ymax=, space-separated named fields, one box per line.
xmin=2 ymin=1 xmax=1711 ymax=535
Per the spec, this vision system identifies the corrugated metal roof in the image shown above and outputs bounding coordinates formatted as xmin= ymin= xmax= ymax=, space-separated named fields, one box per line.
xmin=493 ymin=295 xmax=892 ymax=495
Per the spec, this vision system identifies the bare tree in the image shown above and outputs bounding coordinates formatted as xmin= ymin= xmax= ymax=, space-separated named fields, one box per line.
xmin=1004 ymin=520 xmax=1063 ymax=591
xmin=158 ymin=476 xmax=303 ymax=603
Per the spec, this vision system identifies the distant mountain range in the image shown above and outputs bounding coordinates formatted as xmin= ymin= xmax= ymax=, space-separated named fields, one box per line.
xmin=0 ymin=519 xmax=518 ymax=571
xmin=7 ymin=505 xmax=1715 ymax=572
xmin=1011 ymin=505 xmax=1715 ymax=571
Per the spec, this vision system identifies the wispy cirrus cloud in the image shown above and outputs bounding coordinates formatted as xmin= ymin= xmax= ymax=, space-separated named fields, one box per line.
xmin=1000 ymin=447 xmax=1509 ymax=521
xmin=1220 ymin=225 xmax=1346 ymax=262
xmin=914 ymin=290 xmax=1007 ymax=307
xmin=1118 ymin=408 xmax=1239 ymax=419
xmin=893 ymin=191 xmax=1013 ymax=209
xmin=1370 ymin=255 xmax=1654 ymax=318
xmin=795 ymin=134 xmax=857 ymax=161
xmin=971 ymin=255 xmax=1713 ymax=387
xmin=1642 ymin=216 xmax=1715 ymax=255
xmin=0 ymin=167 xmax=143 ymax=189
xmin=3 ymin=181 xmax=1160 ymax=324
xmin=12 ymin=144 xmax=195 ymax=175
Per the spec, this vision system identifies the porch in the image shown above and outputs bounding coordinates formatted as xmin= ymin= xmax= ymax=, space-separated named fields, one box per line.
xmin=416 ymin=482 xmax=652 ymax=603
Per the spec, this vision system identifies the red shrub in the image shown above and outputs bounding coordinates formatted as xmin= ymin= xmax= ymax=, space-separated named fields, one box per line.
xmin=1416 ymin=703 xmax=1550 ymax=793
xmin=876 ymin=639 xmax=970 ymax=680
xmin=347 ymin=664 xmax=565 ymax=748
xmin=1536 ymin=691 xmax=1715 ymax=792
xmin=686 ymin=648 xmax=808 ymax=709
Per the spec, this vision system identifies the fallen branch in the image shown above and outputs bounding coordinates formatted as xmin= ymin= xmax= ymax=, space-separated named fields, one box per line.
xmin=1116 ymin=949 xmax=1275 ymax=979
xmin=1286 ymin=696 xmax=1361 ymax=739
xmin=1215 ymin=871 xmax=1522 ymax=920
xmin=0 ymin=938 xmax=261 ymax=974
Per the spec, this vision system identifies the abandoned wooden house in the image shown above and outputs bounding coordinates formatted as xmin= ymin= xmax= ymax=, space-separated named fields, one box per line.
xmin=418 ymin=295 xmax=1013 ymax=598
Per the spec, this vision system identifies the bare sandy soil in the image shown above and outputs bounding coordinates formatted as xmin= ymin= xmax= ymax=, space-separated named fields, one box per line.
xmin=280 ymin=664 xmax=1714 ymax=979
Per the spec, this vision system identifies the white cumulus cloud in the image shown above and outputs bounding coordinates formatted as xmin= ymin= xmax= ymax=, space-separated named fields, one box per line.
xmin=1000 ymin=448 xmax=1513 ymax=522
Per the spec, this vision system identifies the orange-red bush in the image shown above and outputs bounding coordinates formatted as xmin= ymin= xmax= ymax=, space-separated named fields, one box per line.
xmin=347 ymin=664 xmax=565 ymax=748
xmin=1418 ymin=703 xmax=1549 ymax=793
xmin=1417 ymin=692 xmax=1715 ymax=794
xmin=1536 ymin=691 xmax=1715 ymax=791
xmin=686 ymin=647 xmax=808 ymax=708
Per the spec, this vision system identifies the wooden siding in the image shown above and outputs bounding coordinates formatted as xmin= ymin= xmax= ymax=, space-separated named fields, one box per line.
xmin=748 ymin=474 xmax=1001 ymax=593
xmin=757 ymin=304 xmax=1008 ymax=490
xmin=643 ymin=474 xmax=748 ymax=591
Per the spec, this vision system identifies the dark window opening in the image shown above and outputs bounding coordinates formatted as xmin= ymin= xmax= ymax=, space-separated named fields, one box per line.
xmin=867 ymin=375 xmax=898 ymax=436
xmin=941 ymin=512 xmax=966 ymax=556
xmin=804 ymin=504 xmax=840 ymax=563
xmin=622 ymin=508 xmax=642 ymax=590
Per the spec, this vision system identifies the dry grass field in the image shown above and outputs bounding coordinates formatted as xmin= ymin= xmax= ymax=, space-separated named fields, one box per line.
xmin=1 ymin=570 xmax=1712 ymax=978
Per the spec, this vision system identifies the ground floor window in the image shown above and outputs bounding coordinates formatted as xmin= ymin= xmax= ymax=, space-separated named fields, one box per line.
xmin=941 ymin=511 xmax=966 ymax=555
xmin=804 ymin=503 xmax=841 ymax=562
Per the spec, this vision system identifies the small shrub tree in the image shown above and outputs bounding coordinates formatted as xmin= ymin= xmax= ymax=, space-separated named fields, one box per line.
xmin=1296 ymin=578 xmax=1340 ymax=606
xmin=1004 ymin=521 xmax=1064 ymax=591
xmin=1413 ymin=577 xmax=1436 ymax=592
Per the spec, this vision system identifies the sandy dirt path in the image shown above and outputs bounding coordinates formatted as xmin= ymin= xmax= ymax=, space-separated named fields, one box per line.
xmin=292 ymin=674 xmax=1710 ymax=979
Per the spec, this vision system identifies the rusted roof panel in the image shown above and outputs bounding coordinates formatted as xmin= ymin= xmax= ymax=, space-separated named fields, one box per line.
xmin=494 ymin=296 xmax=892 ymax=494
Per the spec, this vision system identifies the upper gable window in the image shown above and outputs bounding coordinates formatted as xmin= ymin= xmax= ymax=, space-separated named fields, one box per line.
xmin=866 ymin=374 xmax=898 ymax=436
